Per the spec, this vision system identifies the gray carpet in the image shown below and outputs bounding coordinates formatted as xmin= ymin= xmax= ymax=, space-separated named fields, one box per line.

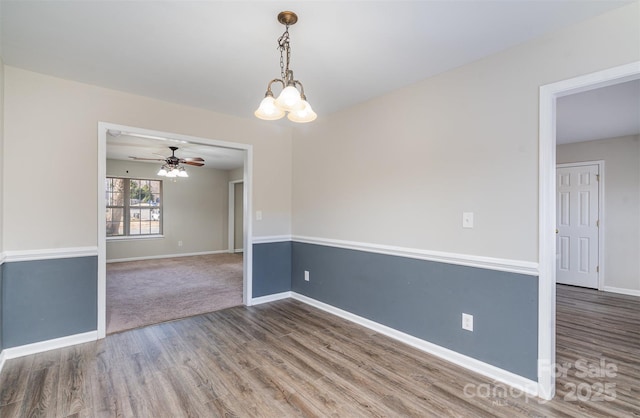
xmin=106 ymin=253 xmax=243 ymax=334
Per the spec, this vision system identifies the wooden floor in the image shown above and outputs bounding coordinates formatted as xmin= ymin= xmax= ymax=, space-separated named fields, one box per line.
xmin=0 ymin=285 xmax=638 ymax=417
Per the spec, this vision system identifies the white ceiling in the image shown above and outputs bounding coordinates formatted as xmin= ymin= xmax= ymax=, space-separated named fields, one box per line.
xmin=557 ymin=79 xmax=640 ymax=144
xmin=107 ymin=131 xmax=245 ymax=170
xmin=1 ymin=0 xmax=637 ymax=154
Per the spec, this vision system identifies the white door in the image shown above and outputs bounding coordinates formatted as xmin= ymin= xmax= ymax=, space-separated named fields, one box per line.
xmin=556 ymin=164 xmax=600 ymax=288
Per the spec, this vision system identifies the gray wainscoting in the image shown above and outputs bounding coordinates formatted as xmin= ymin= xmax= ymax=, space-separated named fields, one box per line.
xmin=291 ymin=242 xmax=538 ymax=380
xmin=2 ymin=256 xmax=98 ymax=348
xmin=252 ymin=241 xmax=292 ymax=298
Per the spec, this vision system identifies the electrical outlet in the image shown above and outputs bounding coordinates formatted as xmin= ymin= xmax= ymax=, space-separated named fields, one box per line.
xmin=462 ymin=313 xmax=473 ymax=331
xmin=304 ymin=270 xmax=310 ymax=281
xmin=178 ymin=240 xmax=183 ymax=247
xmin=256 ymin=210 xmax=263 ymax=221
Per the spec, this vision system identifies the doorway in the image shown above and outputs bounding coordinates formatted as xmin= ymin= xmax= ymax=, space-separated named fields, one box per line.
xmin=97 ymin=122 xmax=254 ymax=338
xmin=538 ymin=61 xmax=640 ymax=400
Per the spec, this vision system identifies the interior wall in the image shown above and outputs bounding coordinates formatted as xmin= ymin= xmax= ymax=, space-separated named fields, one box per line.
xmin=1 ymin=67 xmax=292 ymax=349
xmin=2 ymin=256 xmax=97 ymax=348
xmin=229 ymin=167 xmax=243 ymax=182
xmin=0 ymin=52 xmax=5 ymax=351
xmin=292 ymin=242 xmax=538 ymax=379
xmin=292 ymin=3 xmax=639 ymax=262
xmin=288 ymin=2 xmax=638 ymax=382
xmin=0 ymin=0 xmax=5 ymax=353
xmin=557 ymin=135 xmax=640 ymax=293
xmin=0 ymin=0 xmax=4 ymax=257
xmin=3 ymin=67 xmax=293 ymax=252
xmin=106 ymin=159 xmax=230 ymax=261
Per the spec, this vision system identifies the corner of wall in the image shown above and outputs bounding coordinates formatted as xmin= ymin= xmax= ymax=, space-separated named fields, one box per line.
xmin=1 ymin=53 xmax=6 ymax=354
xmin=0 ymin=262 xmax=4 ymax=353
xmin=251 ymin=238 xmax=293 ymax=298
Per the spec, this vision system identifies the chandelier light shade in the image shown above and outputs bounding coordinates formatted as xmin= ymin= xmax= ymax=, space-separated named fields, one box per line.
xmin=255 ymin=94 xmax=285 ymax=120
xmin=288 ymin=96 xmax=316 ymax=123
xmin=255 ymin=11 xmax=317 ymax=123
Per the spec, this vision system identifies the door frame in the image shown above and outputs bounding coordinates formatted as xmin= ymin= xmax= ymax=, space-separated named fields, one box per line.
xmin=228 ymin=179 xmax=244 ymax=253
xmin=97 ymin=122 xmax=254 ymax=339
xmin=538 ymin=61 xmax=640 ymax=400
xmin=556 ymin=160 xmax=605 ymax=290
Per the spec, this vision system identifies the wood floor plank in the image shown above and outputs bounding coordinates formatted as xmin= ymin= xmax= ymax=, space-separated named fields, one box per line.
xmin=89 ymin=349 xmax=135 ymax=418
xmin=0 ymin=354 xmax=33 ymax=406
xmin=195 ymin=342 xmax=290 ymax=417
xmin=56 ymin=354 xmax=92 ymax=417
xmin=244 ymin=347 xmax=354 ymax=416
xmin=22 ymin=365 xmax=60 ymax=418
xmin=202 ymin=394 xmax=248 ymax=417
xmin=0 ymin=401 xmax=23 ymax=417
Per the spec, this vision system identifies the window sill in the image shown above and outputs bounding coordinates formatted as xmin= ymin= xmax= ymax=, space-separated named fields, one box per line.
xmin=107 ymin=235 xmax=164 ymax=242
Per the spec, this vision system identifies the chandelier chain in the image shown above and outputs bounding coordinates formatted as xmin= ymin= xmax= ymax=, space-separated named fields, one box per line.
xmin=278 ymin=26 xmax=291 ymax=82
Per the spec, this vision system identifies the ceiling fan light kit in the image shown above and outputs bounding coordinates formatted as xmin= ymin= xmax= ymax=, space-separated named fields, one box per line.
xmin=254 ymin=11 xmax=317 ymax=123
xmin=158 ymin=165 xmax=188 ymax=178
xmin=129 ymin=146 xmax=204 ymax=179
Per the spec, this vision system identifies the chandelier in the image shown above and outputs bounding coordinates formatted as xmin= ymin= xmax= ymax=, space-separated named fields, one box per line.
xmin=254 ymin=11 xmax=317 ymax=123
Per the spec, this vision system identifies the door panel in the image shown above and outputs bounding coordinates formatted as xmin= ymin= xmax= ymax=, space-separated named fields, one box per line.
xmin=556 ymin=164 xmax=599 ymax=288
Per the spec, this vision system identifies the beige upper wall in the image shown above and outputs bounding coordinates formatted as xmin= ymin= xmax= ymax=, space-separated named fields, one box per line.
xmin=229 ymin=167 xmax=243 ymax=182
xmin=0 ymin=0 xmax=4 ymax=253
xmin=3 ymin=67 xmax=293 ymax=251
xmin=106 ymin=159 xmax=231 ymax=260
xmin=0 ymin=59 xmax=4 ymax=254
xmin=557 ymin=135 xmax=640 ymax=292
xmin=292 ymin=3 xmax=640 ymax=262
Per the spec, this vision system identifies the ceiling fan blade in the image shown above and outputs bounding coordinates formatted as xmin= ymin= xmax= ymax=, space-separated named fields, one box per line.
xmin=181 ymin=157 xmax=205 ymax=162
xmin=183 ymin=161 xmax=205 ymax=167
xmin=129 ymin=156 xmax=166 ymax=161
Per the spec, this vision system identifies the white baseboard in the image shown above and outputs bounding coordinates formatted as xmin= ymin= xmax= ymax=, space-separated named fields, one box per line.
xmin=603 ymin=286 xmax=640 ymax=297
xmin=107 ymin=250 xmax=227 ymax=263
xmin=251 ymin=291 xmax=292 ymax=305
xmin=291 ymin=292 xmax=539 ymax=397
xmin=2 ymin=331 xmax=98 ymax=360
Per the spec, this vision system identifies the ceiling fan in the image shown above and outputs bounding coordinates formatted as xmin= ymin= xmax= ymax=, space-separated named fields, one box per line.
xmin=129 ymin=146 xmax=204 ymax=178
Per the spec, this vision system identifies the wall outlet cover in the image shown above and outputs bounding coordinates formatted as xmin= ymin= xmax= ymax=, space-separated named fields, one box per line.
xmin=462 ymin=313 xmax=474 ymax=331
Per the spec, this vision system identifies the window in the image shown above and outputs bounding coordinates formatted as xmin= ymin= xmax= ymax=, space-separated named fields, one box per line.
xmin=106 ymin=177 xmax=162 ymax=237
